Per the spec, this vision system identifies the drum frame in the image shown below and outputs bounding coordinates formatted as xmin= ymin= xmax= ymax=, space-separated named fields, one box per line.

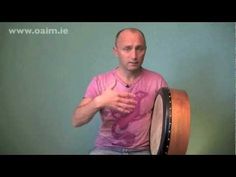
xmin=150 ymin=87 xmax=190 ymax=155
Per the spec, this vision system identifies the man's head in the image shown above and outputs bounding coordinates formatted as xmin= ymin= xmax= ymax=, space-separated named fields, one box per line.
xmin=113 ymin=28 xmax=147 ymax=73
xmin=114 ymin=28 xmax=146 ymax=48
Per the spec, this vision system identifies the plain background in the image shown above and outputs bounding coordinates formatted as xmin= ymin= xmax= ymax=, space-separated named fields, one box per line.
xmin=0 ymin=22 xmax=234 ymax=154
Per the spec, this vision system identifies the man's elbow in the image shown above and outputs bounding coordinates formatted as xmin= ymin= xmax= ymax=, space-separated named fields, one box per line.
xmin=72 ymin=118 xmax=82 ymax=127
xmin=72 ymin=120 xmax=80 ymax=127
xmin=72 ymin=116 xmax=88 ymax=128
xmin=72 ymin=114 xmax=79 ymax=127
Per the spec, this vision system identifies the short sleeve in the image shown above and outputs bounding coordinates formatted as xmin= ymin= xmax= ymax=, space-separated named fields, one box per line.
xmin=161 ymin=77 xmax=168 ymax=88
xmin=83 ymin=76 xmax=100 ymax=99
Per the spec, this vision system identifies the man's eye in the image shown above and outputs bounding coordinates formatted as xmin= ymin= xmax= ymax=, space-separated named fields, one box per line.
xmin=123 ymin=47 xmax=132 ymax=51
xmin=136 ymin=46 xmax=145 ymax=51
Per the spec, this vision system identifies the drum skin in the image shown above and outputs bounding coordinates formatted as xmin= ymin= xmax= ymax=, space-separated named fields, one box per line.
xmin=150 ymin=87 xmax=191 ymax=155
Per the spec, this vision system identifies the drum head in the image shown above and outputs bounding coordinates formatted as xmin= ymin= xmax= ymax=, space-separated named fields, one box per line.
xmin=150 ymin=87 xmax=190 ymax=155
xmin=150 ymin=88 xmax=171 ymax=155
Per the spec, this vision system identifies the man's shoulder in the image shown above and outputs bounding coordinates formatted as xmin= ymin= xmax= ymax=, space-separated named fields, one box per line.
xmin=92 ymin=69 xmax=114 ymax=80
xmin=142 ymin=68 xmax=165 ymax=79
xmin=142 ymin=68 xmax=168 ymax=87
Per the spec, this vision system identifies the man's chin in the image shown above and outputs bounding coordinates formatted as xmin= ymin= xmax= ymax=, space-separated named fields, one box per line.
xmin=127 ymin=66 xmax=141 ymax=72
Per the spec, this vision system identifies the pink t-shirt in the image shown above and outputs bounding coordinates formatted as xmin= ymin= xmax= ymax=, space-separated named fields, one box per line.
xmin=84 ymin=67 xmax=168 ymax=149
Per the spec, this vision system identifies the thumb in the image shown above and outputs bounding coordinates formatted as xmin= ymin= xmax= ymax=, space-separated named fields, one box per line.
xmin=109 ymin=79 xmax=117 ymax=90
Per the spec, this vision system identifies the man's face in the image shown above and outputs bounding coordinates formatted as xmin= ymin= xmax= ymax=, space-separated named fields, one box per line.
xmin=113 ymin=30 xmax=146 ymax=72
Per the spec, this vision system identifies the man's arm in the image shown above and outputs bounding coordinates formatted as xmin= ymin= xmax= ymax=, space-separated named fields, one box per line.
xmin=72 ymin=97 xmax=100 ymax=127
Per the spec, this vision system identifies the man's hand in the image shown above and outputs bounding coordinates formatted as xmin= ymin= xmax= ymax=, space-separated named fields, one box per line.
xmin=94 ymin=80 xmax=137 ymax=113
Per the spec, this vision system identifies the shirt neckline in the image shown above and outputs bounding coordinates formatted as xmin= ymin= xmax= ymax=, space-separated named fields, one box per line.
xmin=112 ymin=67 xmax=144 ymax=88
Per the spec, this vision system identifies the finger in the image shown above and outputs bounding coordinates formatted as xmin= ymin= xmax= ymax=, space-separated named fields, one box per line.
xmin=118 ymin=92 xmax=136 ymax=99
xmin=116 ymin=105 xmax=131 ymax=113
xmin=117 ymin=102 xmax=136 ymax=110
xmin=118 ymin=97 xmax=137 ymax=105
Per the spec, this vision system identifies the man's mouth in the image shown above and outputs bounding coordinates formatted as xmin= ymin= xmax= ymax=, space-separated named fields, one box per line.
xmin=128 ymin=62 xmax=139 ymax=65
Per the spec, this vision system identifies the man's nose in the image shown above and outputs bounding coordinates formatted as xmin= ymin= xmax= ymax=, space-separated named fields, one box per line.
xmin=131 ymin=49 xmax=138 ymax=59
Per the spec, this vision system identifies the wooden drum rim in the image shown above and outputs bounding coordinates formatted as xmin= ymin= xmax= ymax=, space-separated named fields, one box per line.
xmin=150 ymin=87 xmax=191 ymax=155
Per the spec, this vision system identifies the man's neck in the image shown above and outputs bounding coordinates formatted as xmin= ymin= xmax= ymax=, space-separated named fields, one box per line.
xmin=116 ymin=67 xmax=143 ymax=84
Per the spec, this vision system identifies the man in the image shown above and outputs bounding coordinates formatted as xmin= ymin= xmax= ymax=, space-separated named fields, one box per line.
xmin=72 ymin=28 xmax=168 ymax=155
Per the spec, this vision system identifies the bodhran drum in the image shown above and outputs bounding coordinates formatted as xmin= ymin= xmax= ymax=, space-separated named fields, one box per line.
xmin=150 ymin=87 xmax=190 ymax=155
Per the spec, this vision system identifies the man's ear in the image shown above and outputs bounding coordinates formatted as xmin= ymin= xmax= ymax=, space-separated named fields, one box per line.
xmin=112 ymin=47 xmax=118 ymax=57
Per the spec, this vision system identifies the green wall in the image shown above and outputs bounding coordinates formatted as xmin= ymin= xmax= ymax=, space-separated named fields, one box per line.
xmin=0 ymin=22 xmax=234 ymax=154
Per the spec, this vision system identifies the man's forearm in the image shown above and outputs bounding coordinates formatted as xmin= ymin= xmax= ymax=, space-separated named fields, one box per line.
xmin=72 ymin=97 xmax=102 ymax=127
